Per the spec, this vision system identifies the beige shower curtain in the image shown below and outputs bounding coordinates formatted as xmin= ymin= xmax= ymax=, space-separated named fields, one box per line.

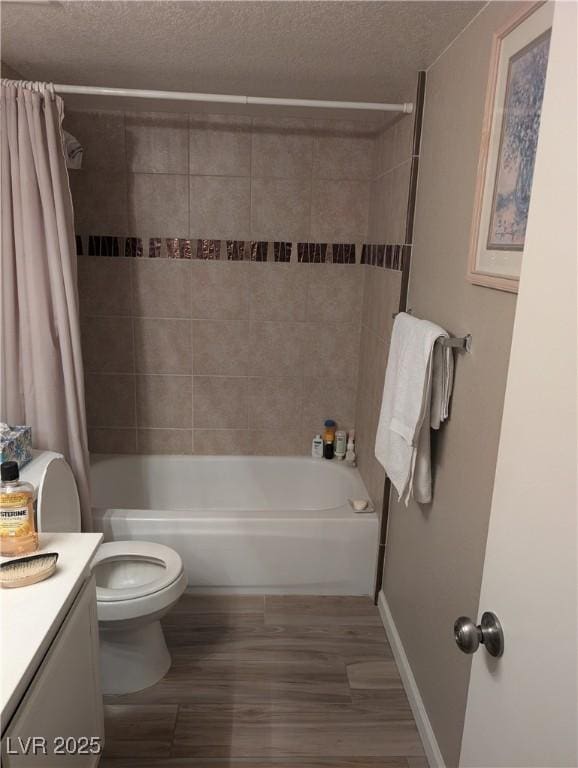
xmin=0 ymin=79 xmax=91 ymax=529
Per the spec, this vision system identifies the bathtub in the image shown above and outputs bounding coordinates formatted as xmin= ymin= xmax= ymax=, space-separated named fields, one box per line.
xmin=91 ymin=454 xmax=378 ymax=595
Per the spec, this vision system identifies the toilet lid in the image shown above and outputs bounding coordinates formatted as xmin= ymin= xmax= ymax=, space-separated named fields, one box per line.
xmin=92 ymin=541 xmax=184 ymax=602
xmin=37 ymin=456 xmax=81 ymax=533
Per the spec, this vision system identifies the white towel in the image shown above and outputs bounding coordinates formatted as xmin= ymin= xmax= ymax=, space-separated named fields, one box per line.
xmin=430 ymin=341 xmax=454 ymax=429
xmin=375 ymin=312 xmax=453 ymax=505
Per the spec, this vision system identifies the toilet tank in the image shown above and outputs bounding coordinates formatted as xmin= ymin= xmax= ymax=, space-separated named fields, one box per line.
xmin=21 ymin=450 xmax=81 ymax=533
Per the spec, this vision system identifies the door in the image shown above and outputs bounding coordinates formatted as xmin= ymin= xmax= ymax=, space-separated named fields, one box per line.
xmin=459 ymin=3 xmax=577 ymax=766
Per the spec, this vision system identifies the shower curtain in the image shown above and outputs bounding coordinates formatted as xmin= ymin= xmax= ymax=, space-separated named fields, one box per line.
xmin=0 ymin=79 xmax=91 ymax=528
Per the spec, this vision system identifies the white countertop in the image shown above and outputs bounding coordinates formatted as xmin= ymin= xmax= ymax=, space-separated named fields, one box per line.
xmin=0 ymin=532 xmax=102 ymax=730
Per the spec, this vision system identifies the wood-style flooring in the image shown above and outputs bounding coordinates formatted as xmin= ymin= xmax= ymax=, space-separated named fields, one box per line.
xmin=100 ymin=595 xmax=427 ymax=768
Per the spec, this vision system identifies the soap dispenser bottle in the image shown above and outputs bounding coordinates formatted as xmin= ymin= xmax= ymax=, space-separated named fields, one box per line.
xmin=0 ymin=461 xmax=38 ymax=557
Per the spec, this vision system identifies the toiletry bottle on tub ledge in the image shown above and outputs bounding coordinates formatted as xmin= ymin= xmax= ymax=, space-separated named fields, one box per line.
xmin=345 ymin=431 xmax=357 ymax=466
xmin=323 ymin=420 xmax=336 ymax=460
xmin=335 ymin=430 xmax=347 ymax=461
xmin=311 ymin=435 xmax=324 ymax=458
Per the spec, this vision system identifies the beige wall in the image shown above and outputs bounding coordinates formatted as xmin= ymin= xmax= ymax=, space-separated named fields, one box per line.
xmin=1 ymin=61 xmax=23 ymax=79
xmin=382 ymin=4 xmax=522 ymax=765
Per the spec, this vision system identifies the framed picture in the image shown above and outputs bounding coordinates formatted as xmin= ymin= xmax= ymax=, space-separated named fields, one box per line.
xmin=467 ymin=2 xmax=553 ymax=292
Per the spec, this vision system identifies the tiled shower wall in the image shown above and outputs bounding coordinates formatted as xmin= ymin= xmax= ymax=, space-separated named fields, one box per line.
xmin=355 ymin=75 xmax=424 ymax=511
xmin=67 ymin=109 xmax=405 ymax=457
xmin=66 ymin=110 xmax=376 ymax=242
xmin=79 ymin=257 xmax=363 ymax=455
xmin=67 ymin=105 xmax=417 ymax=465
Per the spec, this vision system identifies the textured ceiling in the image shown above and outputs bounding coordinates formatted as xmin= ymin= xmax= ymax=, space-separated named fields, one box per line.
xmin=1 ymin=1 xmax=483 ymax=116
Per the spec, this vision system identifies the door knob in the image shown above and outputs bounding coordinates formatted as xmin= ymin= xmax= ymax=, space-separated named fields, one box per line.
xmin=454 ymin=612 xmax=504 ymax=657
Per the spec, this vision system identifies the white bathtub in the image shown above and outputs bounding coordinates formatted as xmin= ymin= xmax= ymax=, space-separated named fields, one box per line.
xmin=90 ymin=454 xmax=378 ymax=595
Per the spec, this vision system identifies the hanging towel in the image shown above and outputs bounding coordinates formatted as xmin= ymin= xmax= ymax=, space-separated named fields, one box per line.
xmin=375 ymin=312 xmax=453 ymax=505
xmin=430 ymin=339 xmax=454 ymax=429
xmin=63 ymin=130 xmax=83 ymax=169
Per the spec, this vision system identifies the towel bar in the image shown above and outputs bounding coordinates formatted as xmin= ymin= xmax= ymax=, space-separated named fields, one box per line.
xmin=391 ymin=311 xmax=472 ymax=352
xmin=440 ymin=335 xmax=472 ymax=352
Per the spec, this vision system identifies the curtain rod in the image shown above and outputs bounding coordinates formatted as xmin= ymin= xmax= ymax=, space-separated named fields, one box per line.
xmin=53 ymin=84 xmax=414 ymax=113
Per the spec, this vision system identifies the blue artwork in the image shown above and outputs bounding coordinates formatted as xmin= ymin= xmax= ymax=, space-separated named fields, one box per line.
xmin=488 ymin=29 xmax=551 ymax=249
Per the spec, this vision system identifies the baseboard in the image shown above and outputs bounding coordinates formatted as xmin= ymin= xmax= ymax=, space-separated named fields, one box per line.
xmin=184 ymin=586 xmax=373 ymax=596
xmin=378 ymin=590 xmax=446 ymax=768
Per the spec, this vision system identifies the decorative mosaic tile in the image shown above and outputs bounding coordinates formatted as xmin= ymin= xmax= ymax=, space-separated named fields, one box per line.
xmin=360 ymin=244 xmax=369 ymax=265
xmin=297 ymin=242 xmax=327 ymax=264
xmin=124 ymin=237 xmax=143 ymax=258
xmin=196 ymin=239 xmax=221 ymax=260
xmin=81 ymin=232 xmax=406 ymax=271
xmin=332 ymin=243 xmax=356 ymax=264
xmin=166 ymin=238 xmax=193 ymax=259
xmin=274 ymin=241 xmax=292 ymax=263
xmin=358 ymin=244 xmax=405 ymax=271
xmin=249 ymin=241 xmax=268 ymax=262
xmin=148 ymin=238 xmax=162 ymax=258
xmin=88 ymin=235 xmax=120 ymax=257
xmin=391 ymin=245 xmax=402 ymax=270
xmin=226 ymin=240 xmax=246 ymax=261
xmin=385 ymin=245 xmax=393 ymax=269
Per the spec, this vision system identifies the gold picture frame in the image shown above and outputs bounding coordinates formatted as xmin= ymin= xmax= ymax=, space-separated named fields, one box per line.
xmin=467 ymin=2 xmax=553 ymax=292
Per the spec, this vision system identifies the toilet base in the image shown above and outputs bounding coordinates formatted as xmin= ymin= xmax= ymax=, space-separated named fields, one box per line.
xmin=99 ymin=620 xmax=171 ymax=695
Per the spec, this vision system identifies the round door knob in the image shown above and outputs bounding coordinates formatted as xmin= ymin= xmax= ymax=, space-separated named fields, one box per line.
xmin=454 ymin=612 xmax=504 ymax=658
xmin=454 ymin=616 xmax=481 ymax=654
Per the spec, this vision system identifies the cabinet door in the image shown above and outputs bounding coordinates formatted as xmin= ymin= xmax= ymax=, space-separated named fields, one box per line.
xmin=2 ymin=576 xmax=104 ymax=767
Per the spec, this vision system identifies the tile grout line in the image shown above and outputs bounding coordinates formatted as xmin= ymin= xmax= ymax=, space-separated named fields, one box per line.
xmin=124 ymin=109 xmax=139 ymax=455
xmin=189 ymin=232 xmax=194 ymax=452
xmin=249 ymin=115 xmax=254 ymax=241
xmin=129 ymin=264 xmax=139 ymax=454
xmin=191 ymin=311 xmax=195 ymax=454
xmin=309 ymin=126 xmax=315 ymax=243
xmin=373 ymin=156 xmax=413 ymax=183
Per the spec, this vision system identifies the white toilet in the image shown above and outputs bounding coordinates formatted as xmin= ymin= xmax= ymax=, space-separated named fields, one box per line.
xmin=28 ymin=450 xmax=187 ymax=695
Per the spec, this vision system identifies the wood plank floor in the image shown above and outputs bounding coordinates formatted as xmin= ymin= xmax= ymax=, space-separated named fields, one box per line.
xmin=100 ymin=595 xmax=426 ymax=768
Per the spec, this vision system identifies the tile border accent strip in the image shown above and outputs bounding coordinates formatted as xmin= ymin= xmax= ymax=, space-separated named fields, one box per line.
xmin=76 ymin=236 xmax=408 ymax=271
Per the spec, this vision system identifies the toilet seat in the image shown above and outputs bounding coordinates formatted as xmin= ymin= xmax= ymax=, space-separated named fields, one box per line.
xmin=92 ymin=541 xmax=183 ymax=602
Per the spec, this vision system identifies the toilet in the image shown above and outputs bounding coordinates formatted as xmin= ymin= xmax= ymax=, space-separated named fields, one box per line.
xmin=28 ymin=450 xmax=187 ymax=695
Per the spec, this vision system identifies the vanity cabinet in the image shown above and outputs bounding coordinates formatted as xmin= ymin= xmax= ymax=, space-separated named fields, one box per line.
xmin=1 ymin=535 xmax=104 ymax=767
